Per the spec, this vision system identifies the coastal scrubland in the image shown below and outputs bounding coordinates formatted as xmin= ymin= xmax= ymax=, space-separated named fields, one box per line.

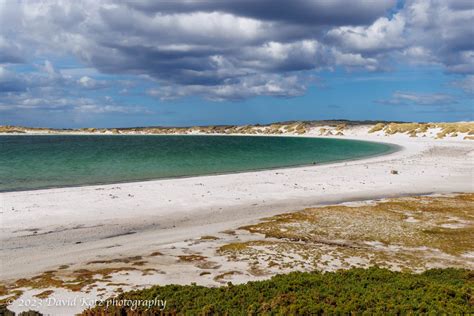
xmin=80 ymin=267 xmax=471 ymax=315
xmin=219 ymin=194 xmax=474 ymax=274
xmin=1 ymin=268 xmax=472 ymax=315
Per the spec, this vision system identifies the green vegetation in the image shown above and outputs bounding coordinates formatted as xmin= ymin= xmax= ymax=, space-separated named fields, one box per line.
xmin=77 ymin=267 xmax=473 ymax=315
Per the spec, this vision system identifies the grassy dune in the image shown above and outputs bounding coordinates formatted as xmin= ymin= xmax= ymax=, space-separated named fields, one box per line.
xmin=369 ymin=122 xmax=474 ymax=138
xmin=2 ymin=121 xmax=473 ymax=139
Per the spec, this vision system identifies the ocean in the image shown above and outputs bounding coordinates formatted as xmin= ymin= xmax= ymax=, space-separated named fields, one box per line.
xmin=0 ymin=135 xmax=395 ymax=191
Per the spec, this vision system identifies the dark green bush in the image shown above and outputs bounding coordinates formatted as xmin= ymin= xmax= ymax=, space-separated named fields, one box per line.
xmin=80 ymin=267 xmax=473 ymax=315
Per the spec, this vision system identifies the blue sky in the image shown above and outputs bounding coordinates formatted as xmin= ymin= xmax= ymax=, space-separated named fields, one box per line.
xmin=0 ymin=0 xmax=473 ymax=128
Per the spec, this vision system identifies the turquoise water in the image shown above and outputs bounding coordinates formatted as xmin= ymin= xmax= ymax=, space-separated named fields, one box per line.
xmin=0 ymin=135 xmax=395 ymax=192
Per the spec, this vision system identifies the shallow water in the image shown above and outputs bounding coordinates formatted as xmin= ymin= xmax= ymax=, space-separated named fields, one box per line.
xmin=0 ymin=135 xmax=394 ymax=191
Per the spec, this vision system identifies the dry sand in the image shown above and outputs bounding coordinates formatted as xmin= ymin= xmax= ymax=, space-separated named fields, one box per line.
xmin=1 ymin=129 xmax=473 ymax=315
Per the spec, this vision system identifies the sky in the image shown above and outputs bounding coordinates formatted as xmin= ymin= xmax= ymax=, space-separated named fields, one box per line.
xmin=0 ymin=0 xmax=473 ymax=128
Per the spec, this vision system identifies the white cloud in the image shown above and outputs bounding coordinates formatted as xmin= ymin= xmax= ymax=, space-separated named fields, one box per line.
xmin=327 ymin=14 xmax=406 ymax=54
xmin=0 ymin=93 xmax=149 ymax=114
xmin=377 ymin=91 xmax=458 ymax=105
xmin=77 ymin=76 xmax=109 ymax=89
xmin=332 ymin=50 xmax=379 ymax=71
xmin=149 ymin=74 xmax=307 ymax=101
xmin=0 ymin=0 xmax=472 ymax=103
xmin=0 ymin=61 xmax=146 ymax=115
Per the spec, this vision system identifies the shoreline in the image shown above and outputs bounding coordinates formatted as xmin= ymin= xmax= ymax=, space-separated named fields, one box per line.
xmin=0 ymin=135 xmax=400 ymax=193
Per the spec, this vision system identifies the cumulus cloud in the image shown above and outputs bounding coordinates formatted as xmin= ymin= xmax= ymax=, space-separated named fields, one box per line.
xmin=0 ymin=61 xmax=107 ymax=94
xmin=0 ymin=61 xmax=148 ymax=115
xmin=0 ymin=0 xmax=473 ymax=105
xmin=0 ymin=88 xmax=149 ymax=114
xmin=332 ymin=50 xmax=379 ymax=71
xmin=77 ymin=76 xmax=110 ymax=90
xmin=327 ymin=14 xmax=407 ymax=54
xmin=0 ymin=93 xmax=148 ymax=114
xmin=149 ymin=73 xmax=308 ymax=101
xmin=328 ymin=0 xmax=474 ymax=74
xmin=124 ymin=0 xmax=396 ymax=26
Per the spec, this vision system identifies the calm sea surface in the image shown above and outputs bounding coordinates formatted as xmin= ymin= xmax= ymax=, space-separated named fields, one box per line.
xmin=0 ymin=135 xmax=395 ymax=191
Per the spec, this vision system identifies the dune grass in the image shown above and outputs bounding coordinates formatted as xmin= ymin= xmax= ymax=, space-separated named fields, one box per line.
xmin=368 ymin=122 xmax=474 ymax=138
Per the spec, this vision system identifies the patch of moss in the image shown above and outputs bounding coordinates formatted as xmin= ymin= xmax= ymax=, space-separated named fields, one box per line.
xmin=178 ymin=254 xmax=207 ymax=262
xmin=220 ymin=229 xmax=236 ymax=235
xmin=33 ymin=290 xmax=54 ymax=299
xmin=3 ymin=266 xmax=139 ymax=299
xmin=0 ymin=285 xmax=8 ymax=296
xmin=213 ymin=271 xmax=242 ymax=282
xmin=0 ymin=290 xmax=23 ymax=305
xmin=195 ymin=261 xmax=221 ymax=270
xmin=199 ymin=235 xmax=219 ymax=240
xmin=86 ymin=256 xmax=143 ymax=265
xmin=218 ymin=242 xmax=250 ymax=253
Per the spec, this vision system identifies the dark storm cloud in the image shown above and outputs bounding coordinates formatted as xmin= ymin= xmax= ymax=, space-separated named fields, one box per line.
xmin=0 ymin=48 xmax=24 ymax=63
xmin=125 ymin=0 xmax=396 ymax=26
xmin=0 ymin=0 xmax=473 ymax=103
xmin=447 ymin=0 xmax=474 ymax=10
xmin=0 ymin=36 xmax=25 ymax=63
xmin=0 ymin=67 xmax=27 ymax=92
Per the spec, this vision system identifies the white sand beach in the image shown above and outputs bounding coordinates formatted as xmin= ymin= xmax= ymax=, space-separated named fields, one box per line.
xmin=2 ymin=130 xmax=473 ymax=277
xmin=1 ymin=127 xmax=473 ymax=314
